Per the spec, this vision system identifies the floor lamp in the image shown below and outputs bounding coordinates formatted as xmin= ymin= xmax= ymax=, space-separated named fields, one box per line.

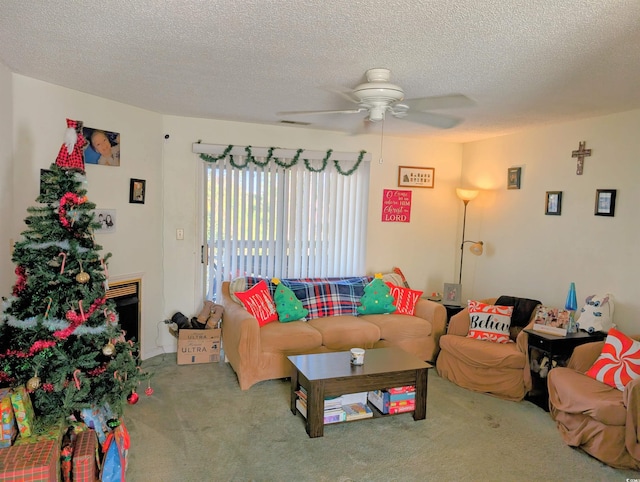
xmin=456 ymin=188 xmax=484 ymax=285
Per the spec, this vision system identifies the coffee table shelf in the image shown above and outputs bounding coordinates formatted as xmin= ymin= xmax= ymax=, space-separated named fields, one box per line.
xmin=288 ymin=347 xmax=432 ymax=438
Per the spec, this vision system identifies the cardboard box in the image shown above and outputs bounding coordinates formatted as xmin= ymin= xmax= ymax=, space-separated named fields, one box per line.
xmin=177 ymin=328 xmax=221 ymax=365
xmin=0 ymin=439 xmax=59 ymax=481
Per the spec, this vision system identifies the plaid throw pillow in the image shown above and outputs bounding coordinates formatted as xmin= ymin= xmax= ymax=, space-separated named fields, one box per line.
xmin=282 ymin=277 xmax=371 ymax=319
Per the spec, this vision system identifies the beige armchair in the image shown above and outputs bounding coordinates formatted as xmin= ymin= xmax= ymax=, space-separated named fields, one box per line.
xmin=436 ymin=296 xmax=541 ymax=401
xmin=547 ymin=338 xmax=640 ymax=470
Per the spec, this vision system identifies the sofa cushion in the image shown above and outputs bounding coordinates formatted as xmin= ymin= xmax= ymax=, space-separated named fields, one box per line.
xmin=467 ymin=300 xmax=513 ymax=344
xmin=386 ymin=283 xmax=423 ymax=316
xmin=495 ymin=295 xmax=541 ymax=341
xmin=586 ymin=328 xmax=640 ymax=391
xmin=259 ymin=320 xmax=323 ymax=353
xmin=549 ymin=366 xmax=626 ymax=426
xmin=234 ymin=280 xmax=278 ymax=327
xmin=308 ymin=316 xmax=380 ymax=350
xmin=439 ymin=334 xmax=526 ymax=369
xmin=363 ymin=314 xmax=431 ymax=342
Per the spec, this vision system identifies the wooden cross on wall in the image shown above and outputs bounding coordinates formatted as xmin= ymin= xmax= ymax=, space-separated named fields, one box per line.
xmin=571 ymin=141 xmax=592 ymax=175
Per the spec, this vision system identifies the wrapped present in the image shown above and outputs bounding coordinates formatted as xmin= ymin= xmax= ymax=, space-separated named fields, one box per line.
xmin=14 ymin=419 xmax=65 ymax=447
xmin=10 ymin=385 xmax=36 ymax=437
xmin=73 ymin=429 xmax=98 ymax=482
xmin=0 ymin=438 xmax=59 ymax=481
xmin=80 ymin=403 xmax=115 ymax=445
xmin=0 ymin=388 xmax=17 ymax=448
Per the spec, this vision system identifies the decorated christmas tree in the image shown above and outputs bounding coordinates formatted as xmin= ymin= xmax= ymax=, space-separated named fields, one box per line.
xmin=0 ymin=119 xmax=147 ymax=427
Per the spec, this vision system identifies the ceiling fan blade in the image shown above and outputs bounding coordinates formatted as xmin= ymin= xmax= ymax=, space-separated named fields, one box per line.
xmin=278 ymin=108 xmax=366 ymax=116
xmin=403 ymin=94 xmax=475 ymax=111
xmin=321 ymin=84 xmax=361 ymax=104
xmin=398 ymin=110 xmax=462 ymax=129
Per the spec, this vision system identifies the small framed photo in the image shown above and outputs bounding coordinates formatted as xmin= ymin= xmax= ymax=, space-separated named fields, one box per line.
xmin=595 ymin=189 xmax=616 ymax=217
xmin=94 ymin=209 xmax=116 ymax=233
xmin=129 ymin=179 xmax=146 ymax=204
xmin=545 ymin=191 xmax=562 ymax=215
xmin=398 ymin=166 xmax=435 ymax=188
xmin=443 ymin=283 xmax=462 ymax=306
xmin=507 ymin=167 xmax=521 ymax=190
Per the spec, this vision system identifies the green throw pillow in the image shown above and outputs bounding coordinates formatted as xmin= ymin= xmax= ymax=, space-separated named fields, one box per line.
xmin=357 ymin=273 xmax=397 ymax=315
xmin=272 ymin=278 xmax=308 ymax=322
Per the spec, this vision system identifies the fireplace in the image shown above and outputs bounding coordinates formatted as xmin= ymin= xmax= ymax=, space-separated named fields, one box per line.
xmin=105 ymin=278 xmax=141 ymax=342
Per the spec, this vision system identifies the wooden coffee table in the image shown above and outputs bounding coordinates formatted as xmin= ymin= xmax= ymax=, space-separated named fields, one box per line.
xmin=288 ymin=347 xmax=432 ymax=438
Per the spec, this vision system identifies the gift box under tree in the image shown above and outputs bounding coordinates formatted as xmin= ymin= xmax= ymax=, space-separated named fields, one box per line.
xmin=73 ymin=429 xmax=99 ymax=482
xmin=0 ymin=388 xmax=17 ymax=448
xmin=0 ymin=438 xmax=59 ymax=481
xmin=10 ymin=385 xmax=36 ymax=438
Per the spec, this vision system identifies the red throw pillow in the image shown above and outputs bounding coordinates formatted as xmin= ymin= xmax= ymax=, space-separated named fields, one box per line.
xmin=586 ymin=328 xmax=640 ymax=391
xmin=466 ymin=300 xmax=513 ymax=344
xmin=234 ymin=280 xmax=278 ymax=327
xmin=385 ymin=282 xmax=423 ymax=316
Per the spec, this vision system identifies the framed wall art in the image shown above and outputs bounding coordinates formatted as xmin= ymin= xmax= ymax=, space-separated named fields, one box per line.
xmin=398 ymin=166 xmax=435 ymax=188
xmin=443 ymin=283 xmax=462 ymax=306
xmin=94 ymin=209 xmax=116 ymax=233
xmin=129 ymin=178 xmax=146 ymax=204
xmin=595 ymin=189 xmax=616 ymax=217
xmin=545 ymin=191 xmax=562 ymax=215
xmin=507 ymin=167 xmax=521 ymax=190
xmin=82 ymin=126 xmax=121 ymax=166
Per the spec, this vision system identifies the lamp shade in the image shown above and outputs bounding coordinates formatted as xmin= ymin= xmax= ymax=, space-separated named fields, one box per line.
xmin=469 ymin=241 xmax=484 ymax=256
xmin=456 ymin=188 xmax=479 ymax=202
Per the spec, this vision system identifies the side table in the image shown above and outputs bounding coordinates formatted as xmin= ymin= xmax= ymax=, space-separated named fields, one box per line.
xmin=524 ymin=329 xmax=606 ymax=410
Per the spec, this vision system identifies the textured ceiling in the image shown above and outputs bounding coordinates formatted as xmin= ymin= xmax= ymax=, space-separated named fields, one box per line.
xmin=1 ymin=1 xmax=639 ymax=142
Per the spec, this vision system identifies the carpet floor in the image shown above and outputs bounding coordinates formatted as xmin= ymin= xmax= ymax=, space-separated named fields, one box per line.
xmin=124 ymin=353 xmax=637 ymax=481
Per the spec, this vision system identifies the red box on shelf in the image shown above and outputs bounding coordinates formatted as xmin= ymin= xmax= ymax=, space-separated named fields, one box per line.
xmin=0 ymin=439 xmax=59 ymax=481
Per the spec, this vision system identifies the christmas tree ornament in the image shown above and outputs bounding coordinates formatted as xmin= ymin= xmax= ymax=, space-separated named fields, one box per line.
xmin=127 ymin=391 xmax=139 ymax=405
xmin=27 ymin=375 xmax=41 ymax=391
xmin=145 ymin=383 xmax=154 ymax=397
xmin=58 ymin=252 xmax=67 ymax=274
xmin=56 ymin=118 xmax=86 ymax=173
xmin=73 ymin=369 xmax=82 ymax=390
xmin=102 ymin=342 xmax=115 ymax=356
xmin=44 ymin=297 xmax=53 ymax=318
xmin=75 ymin=260 xmax=90 ymax=284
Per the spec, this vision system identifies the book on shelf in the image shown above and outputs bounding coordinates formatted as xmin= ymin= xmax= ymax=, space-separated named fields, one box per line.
xmin=387 ymin=386 xmax=415 ymax=395
xmin=342 ymin=402 xmax=373 ymax=421
xmin=368 ymin=390 xmax=416 ymax=414
xmin=295 ymin=398 xmax=346 ymax=424
xmin=532 ymin=306 xmax=570 ymax=336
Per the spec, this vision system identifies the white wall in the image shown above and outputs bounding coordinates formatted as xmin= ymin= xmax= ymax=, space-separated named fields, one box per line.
xmin=11 ymin=75 xmax=165 ymax=359
xmin=0 ymin=62 xmax=13 ymax=297
xmin=160 ymin=116 xmax=463 ymax=334
xmin=462 ymin=109 xmax=640 ymax=333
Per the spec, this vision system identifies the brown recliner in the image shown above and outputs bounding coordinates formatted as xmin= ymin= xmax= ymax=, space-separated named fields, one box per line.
xmin=436 ymin=296 xmax=541 ymax=401
xmin=547 ymin=337 xmax=640 ymax=470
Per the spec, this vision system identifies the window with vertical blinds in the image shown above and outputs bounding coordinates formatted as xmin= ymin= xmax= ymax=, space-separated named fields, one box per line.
xmin=205 ymin=156 xmax=370 ymax=300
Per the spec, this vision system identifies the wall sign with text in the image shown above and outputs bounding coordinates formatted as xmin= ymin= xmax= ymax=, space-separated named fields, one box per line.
xmin=381 ymin=189 xmax=412 ymax=223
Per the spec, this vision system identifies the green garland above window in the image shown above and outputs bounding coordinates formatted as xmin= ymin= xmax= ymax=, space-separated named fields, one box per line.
xmin=198 ymin=145 xmax=367 ymax=176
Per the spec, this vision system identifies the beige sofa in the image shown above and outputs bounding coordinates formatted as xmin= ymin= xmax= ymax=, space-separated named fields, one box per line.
xmin=220 ymin=278 xmax=447 ymax=390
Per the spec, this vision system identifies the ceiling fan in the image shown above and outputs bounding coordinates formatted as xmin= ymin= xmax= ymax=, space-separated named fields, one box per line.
xmin=278 ymin=68 xmax=473 ymax=131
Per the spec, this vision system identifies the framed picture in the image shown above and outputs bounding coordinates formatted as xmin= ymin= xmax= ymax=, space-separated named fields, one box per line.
xmin=545 ymin=191 xmax=562 ymax=215
xmin=507 ymin=167 xmax=521 ymax=190
xmin=129 ymin=178 xmax=146 ymax=204
xmin=398 ymin=166 xmax=435 ymax=188
xmin=443 ymin=283 xmax=462 ymax=306
xmin=94 ymin=209 xmax=116 ymax=233
xmin=82 ymin=126 xmax=121 ymax=167
xmin=595 ymin=189 xmax=616 ymax=217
